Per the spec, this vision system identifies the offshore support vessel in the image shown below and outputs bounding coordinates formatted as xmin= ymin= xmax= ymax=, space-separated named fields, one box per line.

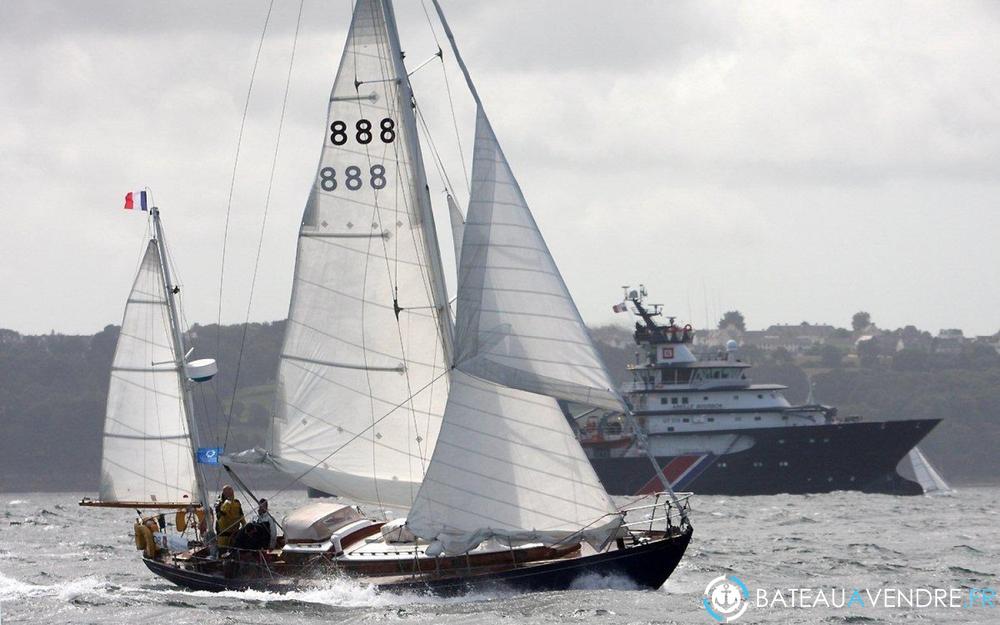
xmin=573 ymin=287 xmax=940 ymax=496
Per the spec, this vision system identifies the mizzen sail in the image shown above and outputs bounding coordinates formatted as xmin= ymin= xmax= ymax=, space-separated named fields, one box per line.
xmin=268 ymin=0 xmax=451 ymax=508
xmin=97 ymin=241 xmax=197 ymax=505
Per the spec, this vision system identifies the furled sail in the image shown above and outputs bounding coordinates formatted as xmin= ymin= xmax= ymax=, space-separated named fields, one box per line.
xmin=405 ymin=370 xmax=619 ymax=555
xmin=453 ymin=107 xmax=625 ymax=412
xmin=267 ymin=0 xmax=451 ymax=508
xmin=97 ymin=241 xmax=197 ymax=505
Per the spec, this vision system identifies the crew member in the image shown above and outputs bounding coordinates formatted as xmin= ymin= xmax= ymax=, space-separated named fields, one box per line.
xmin=214 ymin=484 xmax=244 ymax=550
xmin=254 ymin=498 xmax=278 ymax=549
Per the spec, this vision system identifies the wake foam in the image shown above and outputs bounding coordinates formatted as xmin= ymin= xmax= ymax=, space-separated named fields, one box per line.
xmin=569 ymin=572 xmax=640 ymax=591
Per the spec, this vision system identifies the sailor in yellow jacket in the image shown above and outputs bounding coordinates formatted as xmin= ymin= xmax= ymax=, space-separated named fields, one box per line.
xmin=214 ymin=484 xmax=244 ymax=549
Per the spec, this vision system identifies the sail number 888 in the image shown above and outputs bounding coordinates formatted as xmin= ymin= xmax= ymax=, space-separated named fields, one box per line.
xmin=319 ymin=165 xmax=387 ymax=192
xmin=330 ymin=118 xmax=395 ymax=145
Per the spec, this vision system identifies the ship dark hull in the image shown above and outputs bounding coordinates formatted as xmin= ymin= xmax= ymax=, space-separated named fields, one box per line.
xmin=587 ymin=419 xmax=940 ymax=496
xmin=142 ymin=526 xmax=692 ymax=595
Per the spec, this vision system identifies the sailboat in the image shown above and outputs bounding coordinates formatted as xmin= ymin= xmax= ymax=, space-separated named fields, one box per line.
xmin=906 ymin=447 xmax=952 ymax=494
xmin=80 ymin=202 xmax=217 ymax=535
xmin=116 ymin=0 xmax=692 ymax=594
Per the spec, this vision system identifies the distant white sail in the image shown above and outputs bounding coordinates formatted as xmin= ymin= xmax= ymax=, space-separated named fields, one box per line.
xmin=98 ymin=241 xmax=197 ymax=504
xmin=447 ymin=193 xmax=465 ymax=268
xmin=406 ymin=370 xmax=619 ymax=555
xmin=453 ymin=107 xmax=624 ymax=412
xmin=908 ymin=446 xmax=951 ymax=494
xmin=268 ymin=0 xmax=451 ymax=508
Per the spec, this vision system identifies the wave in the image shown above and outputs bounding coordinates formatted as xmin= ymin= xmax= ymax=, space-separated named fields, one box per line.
xmin=157 ymin=576 xmax=515 ymax=609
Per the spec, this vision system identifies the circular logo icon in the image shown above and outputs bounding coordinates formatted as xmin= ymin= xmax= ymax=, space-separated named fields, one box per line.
xmin=702 ymin=575 xmax=749 ymax=622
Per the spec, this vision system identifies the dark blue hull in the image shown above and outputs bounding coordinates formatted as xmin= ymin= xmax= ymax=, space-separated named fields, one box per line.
xmin=588 ymin=419 xmax=940 ymax=496
xmin=142 ymin=526 xmax=692 ymax=596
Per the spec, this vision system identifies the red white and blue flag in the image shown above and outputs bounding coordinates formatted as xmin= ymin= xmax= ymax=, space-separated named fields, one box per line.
xmin=124 ymin=190 xmax=149 ymax=211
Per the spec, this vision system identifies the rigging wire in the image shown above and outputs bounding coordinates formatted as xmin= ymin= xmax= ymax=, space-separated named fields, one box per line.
xmin=266 ymin=367 xmax=450 ymax=501
xmin=215 ymin=0 xmax=276 ymax=370
xmin=219 ymin=0 xmax=307 ymax=486
xmin=420 ymin=0 xmax=470 ymax=194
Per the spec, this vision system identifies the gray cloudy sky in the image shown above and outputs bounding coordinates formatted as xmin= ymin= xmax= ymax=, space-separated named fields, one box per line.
xmin=1 ymin=0 xmax=998 ymax=337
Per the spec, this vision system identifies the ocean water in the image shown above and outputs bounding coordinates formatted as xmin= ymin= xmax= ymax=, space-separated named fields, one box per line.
xmin=1 ymin=488 xmax=997 ymax=624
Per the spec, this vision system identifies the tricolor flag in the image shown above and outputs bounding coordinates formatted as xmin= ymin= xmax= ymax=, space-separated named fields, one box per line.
xmin=124 ymin=190 xmax=149 ymax=211
xmin=612 ymin=302 xmax=628 ymax=313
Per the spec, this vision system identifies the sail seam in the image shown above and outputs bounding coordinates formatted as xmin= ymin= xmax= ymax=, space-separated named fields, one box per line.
xmin=281 ymin=352 xmax=405 ymax=373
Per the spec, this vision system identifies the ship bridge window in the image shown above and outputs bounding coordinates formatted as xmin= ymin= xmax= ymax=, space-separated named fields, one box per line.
xmin=682 ymin=397 xmax=689 ymax=404
xmin=661 ymin=369 xmax=693 ymax=385
xmin=671 ymin=397 xmax=679 ymax=405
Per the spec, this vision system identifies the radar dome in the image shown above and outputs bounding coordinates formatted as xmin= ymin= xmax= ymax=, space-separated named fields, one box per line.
xmin=186 ymin=358 xmax=218 ymax=383
xmin=726 ymin=340 xmax=739 ymax=352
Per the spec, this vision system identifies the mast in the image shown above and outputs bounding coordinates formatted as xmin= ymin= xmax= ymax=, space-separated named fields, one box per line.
xmin=381 ymin=0 xmax=454 ymax=362
xmin=151 ymin=206 xmax=213 ymax=519
xmin=430 ymin=0 xmax=482 ymax=109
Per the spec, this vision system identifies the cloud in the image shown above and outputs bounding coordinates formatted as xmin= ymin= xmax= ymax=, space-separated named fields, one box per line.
xmin=0 ymin=0 xmax=998 ymax=337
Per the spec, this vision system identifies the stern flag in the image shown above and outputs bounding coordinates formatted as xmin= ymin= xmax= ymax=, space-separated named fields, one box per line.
xmin=612 ymin=302 xmax=628 ymax=313
xmin=124 ymin=190 xmax=149 ymax=211
xmin=196 ymin=447 xmax=224 ymax=465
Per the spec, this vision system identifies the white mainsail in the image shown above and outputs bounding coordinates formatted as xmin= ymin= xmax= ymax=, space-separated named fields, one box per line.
xmin=98 ymin=240 xmax=197 ymax=505
xmin=267 ymin=0 xmax=452 ymax=508
xmin=453 ymin=108 xmax=625 ymax=412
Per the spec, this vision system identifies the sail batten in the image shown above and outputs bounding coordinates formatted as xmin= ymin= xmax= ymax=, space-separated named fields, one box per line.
xmin=96 ymin=241 xmax=197 ymax=506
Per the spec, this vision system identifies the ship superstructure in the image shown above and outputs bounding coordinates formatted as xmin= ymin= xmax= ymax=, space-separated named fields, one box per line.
xmin=575 ymin=287 xmax=940 ymax=496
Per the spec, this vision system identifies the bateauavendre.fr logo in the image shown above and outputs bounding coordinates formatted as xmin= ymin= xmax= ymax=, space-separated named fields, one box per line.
xmin=702 ymin=575 xmax=997 ymax=621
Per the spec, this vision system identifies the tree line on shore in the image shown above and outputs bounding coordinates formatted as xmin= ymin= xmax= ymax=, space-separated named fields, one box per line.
xmin=1 ymin=316 xmax=997 ymax=491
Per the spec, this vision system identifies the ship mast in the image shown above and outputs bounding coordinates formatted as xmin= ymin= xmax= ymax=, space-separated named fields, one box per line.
xmin=151 ymin=205 xmax=213 ymax=523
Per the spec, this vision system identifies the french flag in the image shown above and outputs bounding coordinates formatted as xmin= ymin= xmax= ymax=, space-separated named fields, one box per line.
xmin=124 ymin=190 xmax=149 ymax=211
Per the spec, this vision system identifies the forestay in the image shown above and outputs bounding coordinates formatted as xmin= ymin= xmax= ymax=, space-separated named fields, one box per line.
xmin=405 ymin=370 xmax=620 ymax=555
xmin=98 ymin=241 xmax=197 ymax=505
xmin=269 ymin=0 xmax=450 ymax=508
xmin=453 ymin=107 xmax=625 ymax=412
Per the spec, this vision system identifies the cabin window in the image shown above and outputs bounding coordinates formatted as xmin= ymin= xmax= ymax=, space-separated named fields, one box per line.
xmin=735 ymin=416 xmax=742 ymax=421
xmin=682 ymin=397 xmax=689 ymax=404
xmin=667 ymin=427 xmax=674 ymax=432
xmin=707 ymin=417 xmax=715 ymax=422
xmin=754 ymin=416 xmax=762 ymax=421
xmin=703 ymin=396 xmax=709 ymax=400
xmin=671 ymin=397 xmax=679 ymax=405
xmin=734 ymin=395 xmax=739 ymax=400
xmin=682 ymin=418 xmax=690 ymax=423
xmin=758 ymin=394 xmax=763 ymax=399
xmin=660 ymin=397 xmax=668 ymax=405
xmin=592 ymin=448 xmax=609 ymax=458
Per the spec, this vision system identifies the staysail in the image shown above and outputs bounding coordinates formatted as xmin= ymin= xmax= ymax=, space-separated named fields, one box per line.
xmin=266 ymin=0 xmax=452 ymax=508
xmin=97 ymin=241 xmax=197 ymax=505
xmin=405 ymin=370 xmax=618 ymax=554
